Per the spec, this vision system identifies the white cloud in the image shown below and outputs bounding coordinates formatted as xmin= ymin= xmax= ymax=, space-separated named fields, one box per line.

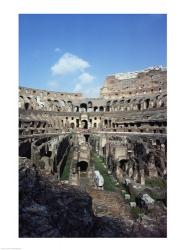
xmin=81 ymin=85 xmax=100 ymax=98
xmin=73 ymin=72 xmax=96 ymax=96
xmin=73 ymin=74 xmax=100 ymax=97
xmin=51 ymin=53 xmax=90 ymax=76
xmin=49 ymin=52 xmax=100 ymax=97
xmin=78 ymin=72 xmax=95 ymax=84
xmin=74 ymin=83 xmax=82 ymax=92
xmin=54 ymin=48 xmax=61 ymax=52
xmin=74 ymin=83 xmax=100 ymax=97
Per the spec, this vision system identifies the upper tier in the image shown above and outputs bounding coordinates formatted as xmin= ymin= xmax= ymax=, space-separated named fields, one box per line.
xmin=100 ymin=66 xmax=166 ymax=99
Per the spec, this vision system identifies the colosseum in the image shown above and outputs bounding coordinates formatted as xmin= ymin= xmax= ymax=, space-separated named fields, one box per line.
xmin=19 ymin=66 xmax=167 ymax=237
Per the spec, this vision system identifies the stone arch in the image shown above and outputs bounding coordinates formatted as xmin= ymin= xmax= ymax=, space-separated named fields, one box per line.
xmin=67 ymin=101 xmax=73 ymax=111
xmin=120 ymin=99 xmax=124 ymax=105
xmin=60 ymin=100 xmax=66 ymax=108
xmin=81 ymin=120 xmax=88 ymax=129
xmin=36 ymin=121 xmax=41 ymax=128
xmin=88 ymin=101 xmax=93 ymax=112
xmin=119 ymin=159 xmax=128 ymax=171
xmin=80 ymin=103 xmax=87 ymax=112
xmin=94 ymin=106 xmax=98 ymax=112
xmin=24 ymin=102 xmax=30 ymax=110
xmin=137 ymin=101 xmax=141 ymax=111
xmin=126 ymin=99 xmax=131 ymax=111
xmin=88 ymin=101 xmax=92 ymax=108
xmin=70 ymin=122 xmax=75 ymax=129
xmin=99 ymin=106 xmax=104 ymax=111
xmin=74 ymin=106 xmax=79 ymax=112
xmin=145 ymin=99 xmax=150 ymax=109
xmin=106 ymin=101 xmax=111 ymax=112
xmin=67 ymin=101 xmax=72 ymax=106
xmin=113 ymin=100 xmax=118 ymax=105
xmin=77 ymin=161 xmax=88 ymax=172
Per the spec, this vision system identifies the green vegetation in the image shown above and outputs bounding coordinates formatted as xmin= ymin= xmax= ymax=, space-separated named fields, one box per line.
xmin=60 ymin=149 xmax=72 ymax=181
xmin=131 ymin=207 xmax=142 ymax=219
xmin=129 ymin=194 xmax=136 ymax=202
xmin=145 ymin=177 xmax=166 ymax=189
xmin=93 ymin=153 xmax=118 ymax=192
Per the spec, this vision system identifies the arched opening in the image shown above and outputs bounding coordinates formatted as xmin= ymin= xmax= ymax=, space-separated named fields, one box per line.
xmin=137 ymin=103 xmax=141 ymax=110
xmin=119 ymin=159 xmax=128 ymax=171
xmin=67 ymin=101 xmax=73 ymax=111
xmin=70 ymin=122 xmax=75 ymax=129
xmin=67 ymin=101 xmax=72 ymax=105
xmin=84 ymin=134 xmax=90 ymax=142
xmin=120 ymin=99 xmax=124 ymax=104
xmin=81 ymin=120 xmax=88 ymax=129
xmin=145 ymin=99 xmax=150 ymax=109
xmin=88 ymin=101 xmax=93 ymax=112
xmin=99 ymin=106 xmax=104 ymax=111
xmin=88 ymin=101 xmax=92 ymax=108
xmin=25 ymin=102 xmax=30 ymax=110
xmin=94 ymin=106 xmax=98 ymax=112
xmin=77 ymin=161 xmax=88 ymax=172
xmin=80 ymin=103 xmax=87 ymax=112
xmin=74 ymin=106 xmax=79 ymax=112
xmin=76 ymin=119 xmax=79 ymax=127
xmin=106 ymin=101 xmax=111 ymax=111
xmin=161 ymin=101 xmax=164 ymax=107
xmin=60 ymin=100 xmax=65 ymax=107
xmin=106 ymin=106 xmax=110 ymax=111
xmin=104 ymin=119 xmax=108 ymax=127
xmin=36 ymin=121 xmax=41 ymax=128
xmin=30 ymin=121 xmax=34 ymax=128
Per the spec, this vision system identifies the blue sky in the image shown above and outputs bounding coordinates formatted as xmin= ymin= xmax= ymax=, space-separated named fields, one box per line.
xmin=19 ymin=14 xmax=167 ymax=97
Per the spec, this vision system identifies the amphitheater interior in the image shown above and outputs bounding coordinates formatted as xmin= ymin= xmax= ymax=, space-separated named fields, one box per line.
xmin=19 ymin=66 xmax=167 ymax=238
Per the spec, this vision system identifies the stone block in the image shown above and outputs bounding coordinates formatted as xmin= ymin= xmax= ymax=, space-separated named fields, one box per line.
xmin=130 ymin=202 xmax=136 ymax=208
xmin=125 ymin=194 xmax=130 ymax=200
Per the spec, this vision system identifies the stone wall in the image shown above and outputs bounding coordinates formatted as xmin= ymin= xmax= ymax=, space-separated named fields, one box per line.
xmin=19 ymin=67 xmax=167 ymax=135
xmin=100 ymin=66 xmax=166 ymax=99
xmin=19 ymin=157 xmax=166 ymax=237
xmin=93 ymin=134 xmax=167 ymax=185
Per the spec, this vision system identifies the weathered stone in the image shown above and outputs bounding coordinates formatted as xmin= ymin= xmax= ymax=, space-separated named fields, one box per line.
xmin=19 ymin=66 xmax=167 ymax=238
xmin=124 ymin=194 xmax=131 ymax=200
xmin=130 ymin=202 xmax=136 ymax=208
xmin=140 ymin=194 xmax=155 ymax=210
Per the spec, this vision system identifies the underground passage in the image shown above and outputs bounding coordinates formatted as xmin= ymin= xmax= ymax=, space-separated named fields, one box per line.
xmin=77 ymin=161 xmax=88 ymax=172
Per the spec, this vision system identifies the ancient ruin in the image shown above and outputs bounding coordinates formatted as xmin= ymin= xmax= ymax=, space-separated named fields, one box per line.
xmin=19 ymin=66 xmax=167 ymax=237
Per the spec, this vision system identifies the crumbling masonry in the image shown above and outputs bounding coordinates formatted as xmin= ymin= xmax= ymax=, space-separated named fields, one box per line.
xmin=19 ymin=66 xmax=167 ymax=237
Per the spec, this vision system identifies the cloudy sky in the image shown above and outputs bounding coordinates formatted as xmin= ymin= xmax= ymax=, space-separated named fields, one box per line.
xmin=19 ymin=14 xmax=167 ymax=97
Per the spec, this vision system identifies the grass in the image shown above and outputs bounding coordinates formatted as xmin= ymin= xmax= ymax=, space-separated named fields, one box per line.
xmin=145 ymin=176 xmax=166 ymax=189
xmin=93 ymin=153 xmax=118 ymax=192
xmin=131 ymin=207 xmax=142 ymax=219
xmin=60 ymin=149 xmax=72 ymax=181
